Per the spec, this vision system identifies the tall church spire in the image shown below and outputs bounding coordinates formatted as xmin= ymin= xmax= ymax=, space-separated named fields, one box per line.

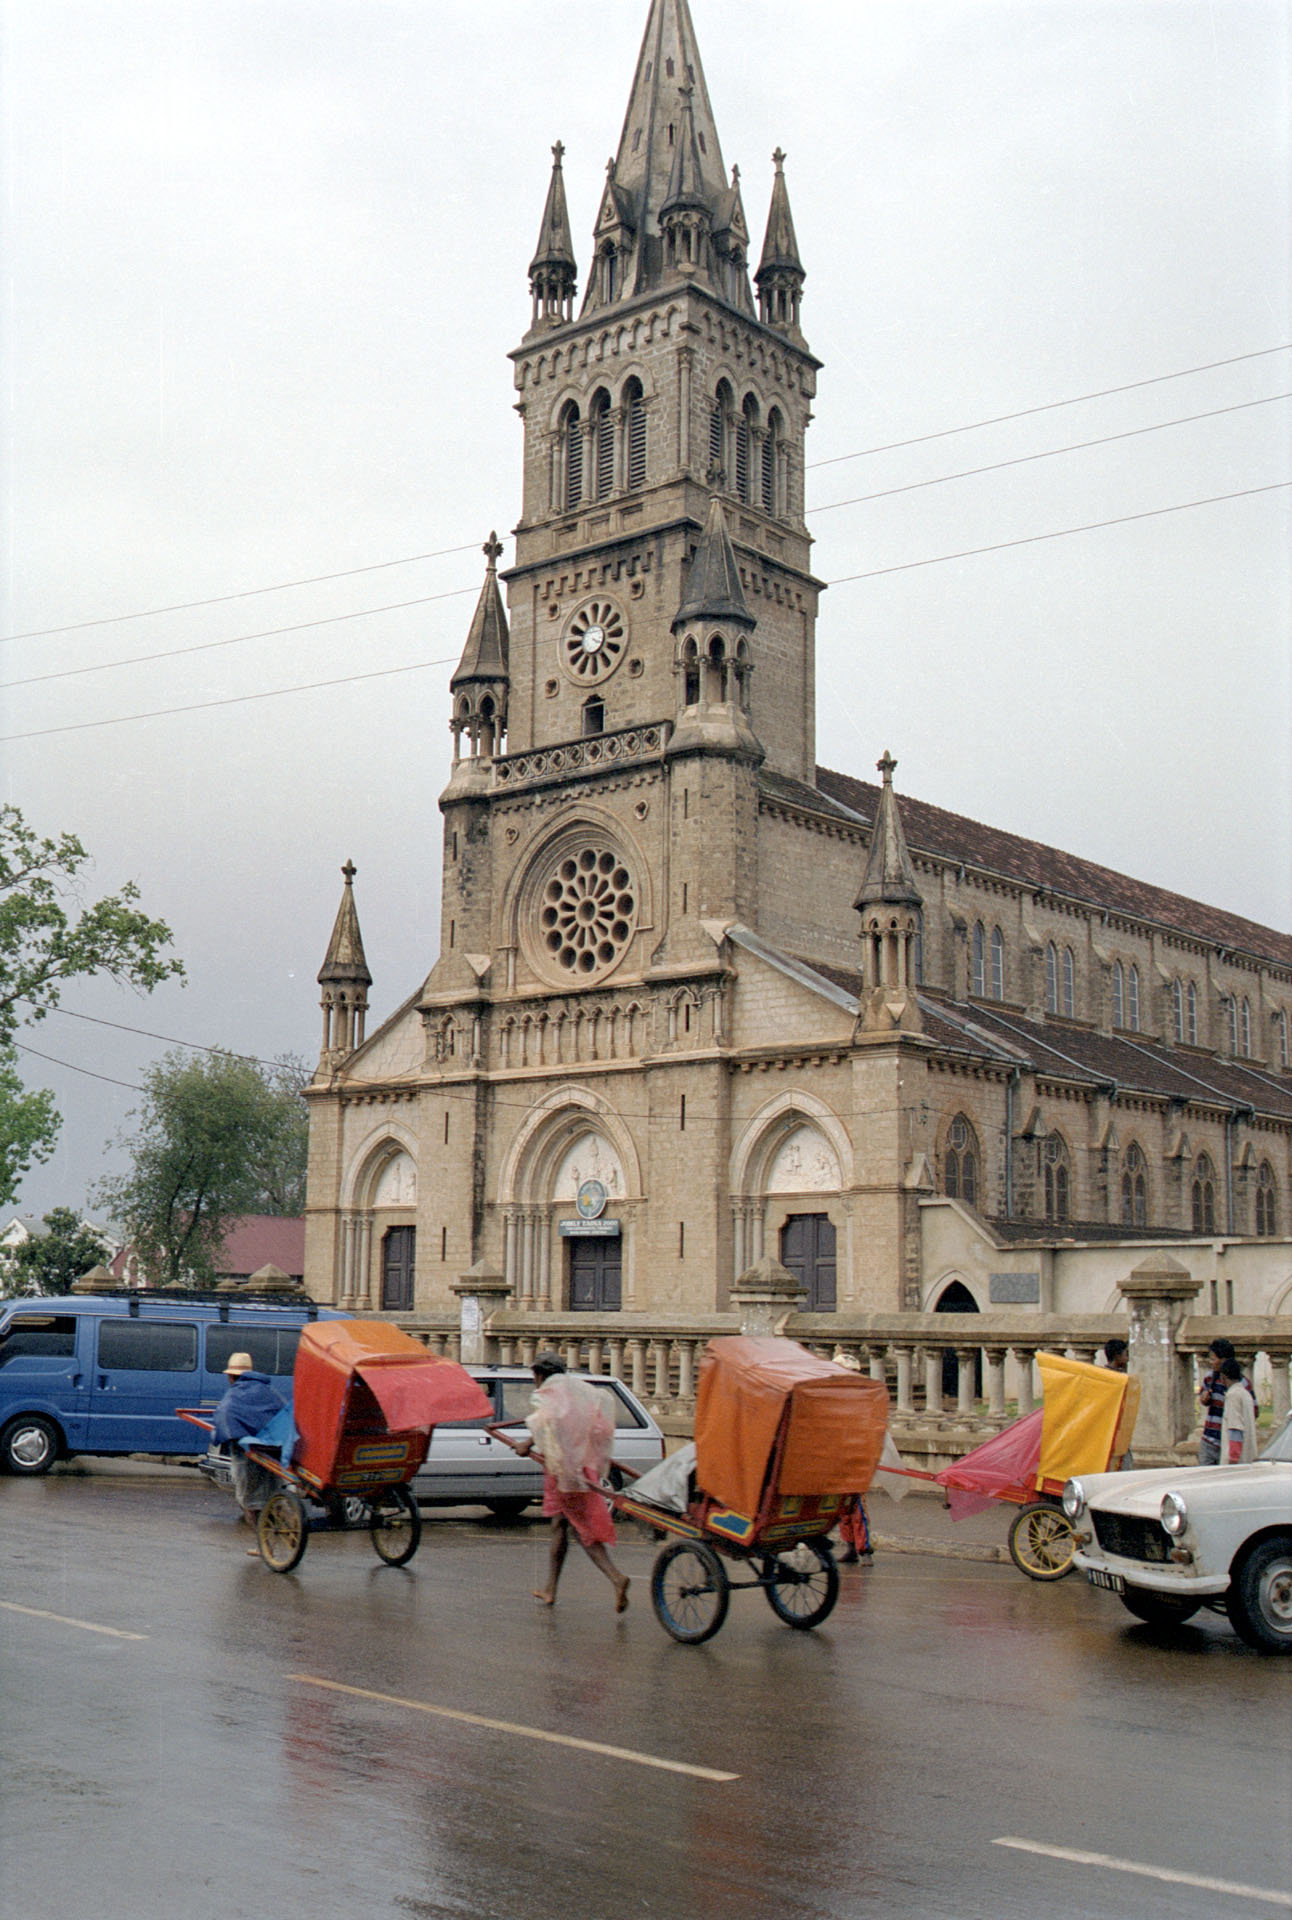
xmin=317 ymin=860 xmax=372 ymax=1066
xmin=583 ymin=0 xmax=752 ymax=314
xmin=450 ymin=533 xmax=510 ymax=761
xmin=528 ymin=142 xmax=577 ymax=330
xmin=855 ymin=754 xmax=923 ymax=1034
xmin=756 ymin=148 xmax=806 ymax=335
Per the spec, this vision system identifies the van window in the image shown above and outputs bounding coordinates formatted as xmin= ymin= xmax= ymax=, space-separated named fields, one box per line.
xmin=97 ymin=1321 xmax=198 ymax=1372
xmin=0 ymin=1315 xmax=78 ymax=1366
xmin=205 ymin=1326 xmax=301 ymax=1378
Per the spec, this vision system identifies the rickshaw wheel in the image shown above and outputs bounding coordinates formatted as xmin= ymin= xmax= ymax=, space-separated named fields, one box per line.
xmin=370 ymin=1484 xmax=422 ymax=1566
xmin=258 ymin=1491 xmax=308 ymax=1573
xmin=1008 ymin=1501 xmax=1078 ymax=1580
xmin=762 ymin=1540 xmax=840 ymax=1629
xmin=651 ymin=1540 xmax=730 ymax=1644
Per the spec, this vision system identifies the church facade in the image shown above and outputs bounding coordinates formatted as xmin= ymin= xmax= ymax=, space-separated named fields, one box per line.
xmin=303 ymin=0 xmax=1292 ymax=1325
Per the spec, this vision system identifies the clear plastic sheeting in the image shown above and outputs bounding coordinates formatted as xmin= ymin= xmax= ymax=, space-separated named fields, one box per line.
xmin=869 ymin=1431 xmax=915 ymax=1502
xmin=627 ymin=1442 xmax=696 ymax=1514
xmin=526 ymin=1373 xmax=615 ymax=1493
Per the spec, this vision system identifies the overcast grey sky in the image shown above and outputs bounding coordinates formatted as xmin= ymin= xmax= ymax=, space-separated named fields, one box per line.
xmin=3 ymin=0 xmax=1289 ymax=1220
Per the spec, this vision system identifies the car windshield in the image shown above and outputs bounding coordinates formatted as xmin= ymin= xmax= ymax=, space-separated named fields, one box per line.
xmin=1259 ymin=1412 xmax=1292 ymax=1463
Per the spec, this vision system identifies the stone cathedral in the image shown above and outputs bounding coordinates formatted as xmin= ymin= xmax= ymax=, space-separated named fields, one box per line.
xmin=304 ymin=0 xmax=1292 ymax=1326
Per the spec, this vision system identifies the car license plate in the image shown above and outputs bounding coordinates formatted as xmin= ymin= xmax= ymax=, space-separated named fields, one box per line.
xmin=1086 ymin=1567 xmax=1124 ymax=1594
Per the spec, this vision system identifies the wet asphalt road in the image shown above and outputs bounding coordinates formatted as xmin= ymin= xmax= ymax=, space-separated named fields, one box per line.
xmin=2 ymin=1469 xmax=1289 ymax=1920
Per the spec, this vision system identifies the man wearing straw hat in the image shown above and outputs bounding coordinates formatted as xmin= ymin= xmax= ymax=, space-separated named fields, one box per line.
xmin=212 ymin=1352 xmax=284 ymax=1534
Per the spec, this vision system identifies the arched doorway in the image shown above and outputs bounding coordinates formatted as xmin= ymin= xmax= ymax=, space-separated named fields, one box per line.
xmin=934 ymin=1279 xmax=980 ymax=1400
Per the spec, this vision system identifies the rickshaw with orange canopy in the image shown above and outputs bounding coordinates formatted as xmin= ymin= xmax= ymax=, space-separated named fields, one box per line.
xmin=614 ymin=1336 xmax=889 ymax=1643
xmin=180 ymin=1319 xmax=491 ymax=1572
xmin=913 ymin=1351 xmax=1139 ymax=1579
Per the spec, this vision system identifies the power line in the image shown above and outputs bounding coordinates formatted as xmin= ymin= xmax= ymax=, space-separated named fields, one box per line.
xmin=9 ymin=392 xmax=1287 ymax=701
xmin=3 ymin=350 xmax=1284 ymax=653
xmin=828 ymin=480 xmax=1292 ymax=587
xmin=0 ymin=540 xmax=488 ymax=647
xmin=0 ymin=587 xmax=477 ymax=694
xmin=0 ymin=654 xmax=459 ymax=744
xmin=4 ymin=480 xmax=1287 ymax=746
xmin=811 ymin=392 xmax=1292 ymax=516
xmin=805 ymin=343 xmax=1292 ymax=470
xmin=16 ymin=1040 xmax=142 ymax=1092
xmin=47 ymin=1008 xmax=288 ymax=1072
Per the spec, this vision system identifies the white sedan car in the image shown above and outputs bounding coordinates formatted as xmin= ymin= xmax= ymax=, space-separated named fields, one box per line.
xmin=1066 ymin=1412 xmax=1292 ymax=1652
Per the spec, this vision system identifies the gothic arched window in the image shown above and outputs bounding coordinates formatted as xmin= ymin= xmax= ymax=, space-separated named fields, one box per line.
xmin=1227 ymin=996 xmax=1239 ymax=1055
xmin=561 ymin=401 xmax=583 ymax=510
xmin=1120 ymin=1143 xmax=1148 ymax=1227
xmin=944 ymin=1114 xmax=980 ymax=1208
xmin=1171 ymin=978 xmax=1185 ymax=1042
xmin=1045 ymin=941 xmax=1058 ymax=1014
xmin=1186 ymin=980 xmax=1198 ymax=1045
xmin=736 ymin=393 xmax=757 ymax=503
xmin=590 ymin=388 xmax=614 ymax=500
xmin=1276 ymin=1009 xmax=1290 ymax=1070
xmin=990 ymin=926 xmax=1005 ymax=1000
xmin=624 ymin=378 xmax=647 ymax=491
xmin=1240 ymin=996 xmax=1252 ymax=1058
xmin=1255 ymin=1161 xmax=1278 ymax=1237
xmin=764 ymin=407 xmax=784 ymax=515
xmin=1044 ymin=1134 xmax=1071 ymax=1223
xmin=971 ymin=922 xmax=985 ymax=997
xmin=1192 ymin=1153 xmax=1216 ymax=1233
xmin=710 ymin=380 xmax=733 ymax=486
xmin=1062 ymin=946 xmax=1076 ymax=1017
xmin=1112 ymin=961 xmax=1125 ymax=1029
xmin=1127 ymin=964 xmax=1141 ymax=1032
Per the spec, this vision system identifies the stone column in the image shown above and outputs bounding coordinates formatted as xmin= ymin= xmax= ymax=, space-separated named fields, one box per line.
xmin=451 ymin=1262 xmax=512 ymax=1367
xmin=1118 ymin=1254 xmax=1204 ymax=1461
xmin=730 ymin=1254 xmax=805 ymax=1335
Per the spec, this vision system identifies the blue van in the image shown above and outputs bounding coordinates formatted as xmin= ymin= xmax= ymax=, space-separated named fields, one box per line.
xmin=0 ymin=1291 xmax=340 ymax=1474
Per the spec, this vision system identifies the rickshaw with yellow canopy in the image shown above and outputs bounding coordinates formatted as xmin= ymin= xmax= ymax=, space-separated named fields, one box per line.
xmin=929 ymin=1351 xmax=1140 ymax=1579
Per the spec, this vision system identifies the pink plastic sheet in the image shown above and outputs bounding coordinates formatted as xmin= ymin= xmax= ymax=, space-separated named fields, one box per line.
xmin=935 ymin=1407 xmax=1043 ymax=1516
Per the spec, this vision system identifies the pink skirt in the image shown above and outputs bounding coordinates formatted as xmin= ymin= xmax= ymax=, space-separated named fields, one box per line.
xmin=542 ymin=1477 xmax=616 ymax=1547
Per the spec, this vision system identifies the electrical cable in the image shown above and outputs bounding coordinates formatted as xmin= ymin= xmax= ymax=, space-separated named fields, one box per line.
xmin=0 ymin=540 xmax=488 ymax=647
xmin=5 ymin=479 xmax=1286 ymax=744
xmin=0 ymin=589 xmax=476 ymax=693
xmin=805 ymin=343 xmax=1292 ymax=470
xmin=828 ymin=480 xmax=1291 ymax=587
xmin=811 ymin=391 xmax=1292 ymax=516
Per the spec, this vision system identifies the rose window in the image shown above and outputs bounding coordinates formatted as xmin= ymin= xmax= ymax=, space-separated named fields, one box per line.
xmin=562 ymin=600 xmax=627 ymax=684
xmin=539 ymin=848 xmax=636 ymax=975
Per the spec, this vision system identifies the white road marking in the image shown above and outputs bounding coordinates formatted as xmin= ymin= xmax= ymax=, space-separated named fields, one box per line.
xmin=996 ymin=1837 xmax=1292 ymax=1909
xmin=290 ymin=1674 xmax=739 ymax=1781
xmin=0 ymin=1600 xmax=148 ymax=1641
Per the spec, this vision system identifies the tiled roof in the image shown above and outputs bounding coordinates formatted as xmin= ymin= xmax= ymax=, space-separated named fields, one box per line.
xmin=215 ymin=1215 xmax=306 ymax=1279
xmin=762 ymin=765 xmax=1292 ymax=972
xmin=783 ymin=947 xmax=1292 ymax=1120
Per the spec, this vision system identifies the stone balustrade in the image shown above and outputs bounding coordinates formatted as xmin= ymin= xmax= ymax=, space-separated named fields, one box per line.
xmin=404 ymin=1277 xmax=1292 ymax=1470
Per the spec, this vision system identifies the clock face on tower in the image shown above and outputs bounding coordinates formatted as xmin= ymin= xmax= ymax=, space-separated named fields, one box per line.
xmin=562 ymin=599 xmax=627 ymax=684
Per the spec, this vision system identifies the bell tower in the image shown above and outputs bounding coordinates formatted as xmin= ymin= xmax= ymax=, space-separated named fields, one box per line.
xmin=504 ymin=0 xmax=822 ymax=786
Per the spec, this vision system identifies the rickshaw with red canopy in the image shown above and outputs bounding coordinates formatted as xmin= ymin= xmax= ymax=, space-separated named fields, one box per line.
xmin=615 ymin=1336 xmax=888 ymax=1642
xmin=181 ymin=1319 xmax=491 ymax=1572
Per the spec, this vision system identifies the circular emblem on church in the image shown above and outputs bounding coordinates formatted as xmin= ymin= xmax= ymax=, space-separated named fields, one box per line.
xmin=576 ymin=1178 xmax=608 ymax=1220
xmin=562 ymin=598 xmax=627 ymax=686
xmin=537 ymin=844 xmax=637 ymax=978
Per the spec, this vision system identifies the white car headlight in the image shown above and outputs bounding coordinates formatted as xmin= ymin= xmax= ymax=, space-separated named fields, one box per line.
xmin=1160 ymin=1490 xmax=1189 ymax=1537
xmin=1062 ymin=1478 xmax=1085 ymax=1520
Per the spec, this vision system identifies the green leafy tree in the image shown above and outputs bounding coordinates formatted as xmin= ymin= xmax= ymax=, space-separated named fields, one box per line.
xmin=0 ymin=1048 xmax=61 ymax=1207
xmin=95 ymin=1050 xmax=309 ymax=1286
xmin=0 ymin=806 xmax=185 ymax=1201
xmin=8 ymin=1208 xmax=112 ymax=1296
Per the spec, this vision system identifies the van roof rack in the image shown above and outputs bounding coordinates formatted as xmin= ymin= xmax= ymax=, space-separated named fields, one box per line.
xmin=69 ymin=1286 xmax=323 ymax=1320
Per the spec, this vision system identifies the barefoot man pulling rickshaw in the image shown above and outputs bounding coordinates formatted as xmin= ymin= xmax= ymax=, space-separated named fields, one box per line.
xmin=498 ymin=1352 xmax=631 ymax=1613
